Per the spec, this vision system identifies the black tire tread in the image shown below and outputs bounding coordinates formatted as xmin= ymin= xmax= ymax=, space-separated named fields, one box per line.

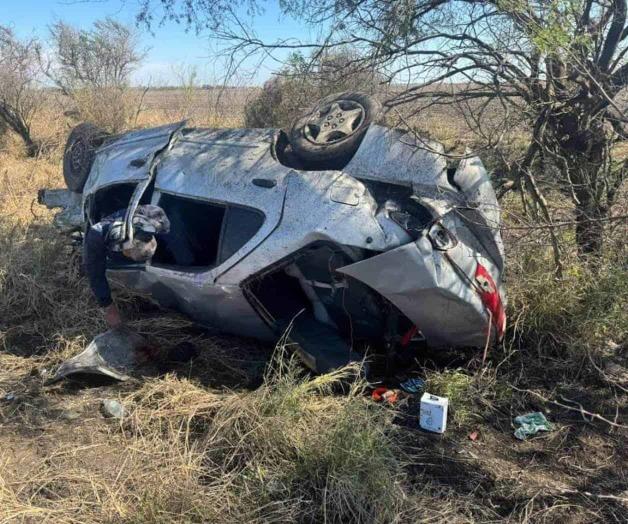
xmin=63 ymin=123 xmax=109 ymax=192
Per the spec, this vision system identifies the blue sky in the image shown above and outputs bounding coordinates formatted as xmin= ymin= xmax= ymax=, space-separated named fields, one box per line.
xmin=0 ymin=0 xmax=315 ymax=85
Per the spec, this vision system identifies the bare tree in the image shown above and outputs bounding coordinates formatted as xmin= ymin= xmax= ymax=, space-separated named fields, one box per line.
xmin=47 ymin=18 xmax=147 ymax=132
xmin=49 ymin=18 xmax=145 ymax=92
xmin=0 ymin=26 xmax=43 ymax=156
xmin=134 ymin=0 xmax=627 ymax=259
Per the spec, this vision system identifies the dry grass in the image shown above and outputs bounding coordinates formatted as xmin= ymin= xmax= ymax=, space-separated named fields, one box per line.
xmin=0 ymin=88 xmax=626 ymax=523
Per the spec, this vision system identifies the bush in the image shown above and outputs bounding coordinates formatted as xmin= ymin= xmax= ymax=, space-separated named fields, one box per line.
xmin=244 ymin=76 xmax=308 ymax=129
xmin=47 ymin=18 xmax=146 ymax=133
xmin=245 ymin=50 xmax=380 ymax=129
xmin=68 ymin=87 xmax=144 ymax=133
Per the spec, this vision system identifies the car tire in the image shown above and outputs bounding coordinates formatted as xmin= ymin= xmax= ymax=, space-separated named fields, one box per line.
xmin=289 ymin=91 xmax=380 ymax=167
xmin=63 ymin=123 xmax=109 ymax=192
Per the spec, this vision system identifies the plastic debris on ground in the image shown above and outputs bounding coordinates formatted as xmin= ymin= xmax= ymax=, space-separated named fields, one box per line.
xmin=513 ymin=412 xmax=553 ymax=440
xmin=419 ymin=393 xmax=448 ymax=433
xmin=371 ymin=387 xmax=399 ymax=404
xmin=101 ymin=399 xmax=126 ymax=419
xmin=399 ymin=377 xmax=426 ymax=394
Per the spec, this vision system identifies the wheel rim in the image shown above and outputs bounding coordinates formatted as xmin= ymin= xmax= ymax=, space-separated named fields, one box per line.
xmin=302 ymin=99 xmax=365 ymax=145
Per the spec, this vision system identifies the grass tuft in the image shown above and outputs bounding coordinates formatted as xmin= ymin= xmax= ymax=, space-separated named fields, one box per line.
xmin=123 ymin=351 xmax=407 ymax=523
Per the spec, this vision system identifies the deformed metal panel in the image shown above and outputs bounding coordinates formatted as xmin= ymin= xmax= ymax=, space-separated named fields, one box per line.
xmin=153 ymin=128 xmax=292 ymax=276
xmin=82 ymin=121 xmax=185 ymax=197
xmin=343 ymin=125 xmax=451 ymax=191
xmin=453 ymin=155 xmax=505 ymax=272
xmin=338 ymin=234 xmax=492 ymax=348
xmin=154 ymin=128 xmax=288 ymax=208
xmin=108 ymin=267 xmax=275 ymax=341
xmin=38 ymin=189 xmax=84 ymax=231
xmin=217 ymin=170 xmax=393 ymax=285
xmin=46 ymin=327 xmax=148 ymax=383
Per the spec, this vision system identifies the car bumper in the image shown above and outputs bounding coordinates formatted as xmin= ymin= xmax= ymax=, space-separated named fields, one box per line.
xmin=338 ymin=235 xmax=498 ymax=348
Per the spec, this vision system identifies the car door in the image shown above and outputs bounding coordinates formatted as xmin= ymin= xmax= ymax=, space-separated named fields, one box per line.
xmin=150 ymin=127 xmax=291 ymax=276
xmin=110 ymin=128 xmax=291 ymax=338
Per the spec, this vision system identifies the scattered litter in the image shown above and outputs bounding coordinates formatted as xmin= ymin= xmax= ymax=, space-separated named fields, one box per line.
xmin=399 ymin=377 xmax=425 ymax=394
xmin=513 ymin=412 xmax=553 ymax=440
xmin=3 ymin=392 xmax=16 ymax=401
xmin=101 ymin=399 xmax=126 ymax=419
xmin=371 ymin=387 xmax=399 ymax=404
xmin=468 ymin=430 xmax=479 ymax=441
xmin=419 ymin=393 xmax=448 ymax=434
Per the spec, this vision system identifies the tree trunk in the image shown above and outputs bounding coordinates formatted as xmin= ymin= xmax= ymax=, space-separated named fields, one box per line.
xmin=572 ymin=153 xmax=607 ymax=257
xmin=13 ymin=121 xmax=39 ymax=157
xmin=0 ymin=106 xmax=39 ymax=157
xmin=575 ymin=195 xmax=605 ymax=256
xmin=555 ymin=118 xmax=608 ymax=258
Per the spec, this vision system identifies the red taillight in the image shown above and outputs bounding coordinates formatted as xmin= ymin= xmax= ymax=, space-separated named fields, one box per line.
xmin=474 ymin=263 xmax=506 ymax=341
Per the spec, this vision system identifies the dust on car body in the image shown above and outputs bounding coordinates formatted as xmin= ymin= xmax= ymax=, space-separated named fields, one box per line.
xmin=40 ymin=91 xmax=506 ymax=375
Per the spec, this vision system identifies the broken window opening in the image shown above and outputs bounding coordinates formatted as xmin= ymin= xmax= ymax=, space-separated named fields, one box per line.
xmin=89 ymin=183 xmax=138 ymax=223
xmin=151 ymin=193 xmax=265 ymax=269
xmin=152 ymin=193 xmax=226 ymax=267
xmin=242 ymin=241 xmax=424 ymax=374
xmin=244 ymin=242 xmax=387 ymax=342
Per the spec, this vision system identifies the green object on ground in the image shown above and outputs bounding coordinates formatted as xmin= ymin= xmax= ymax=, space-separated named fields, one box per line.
xmin=513 ymin=412 xmax=553 ymax=440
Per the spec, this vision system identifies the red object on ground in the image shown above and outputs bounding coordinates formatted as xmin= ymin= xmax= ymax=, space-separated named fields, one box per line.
xmin=469 ymin=431 xmax=480 ymax=441
xmin=474 ymin=263 xmax=506 ymax=341
xmin=371 ymin=387 xmax=399 ymax=404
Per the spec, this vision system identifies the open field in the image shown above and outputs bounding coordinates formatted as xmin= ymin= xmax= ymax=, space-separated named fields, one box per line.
xmin=0 ymin=89 xmax=627 ymax=523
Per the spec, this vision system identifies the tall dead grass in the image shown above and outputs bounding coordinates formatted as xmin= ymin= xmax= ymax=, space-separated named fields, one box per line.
xmin=0 ymin=355 xmax=407 ymax=523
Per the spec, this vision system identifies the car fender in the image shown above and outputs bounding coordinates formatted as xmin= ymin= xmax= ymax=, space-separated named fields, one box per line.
xmin=337 ymin=233 xmax=494 ymax=348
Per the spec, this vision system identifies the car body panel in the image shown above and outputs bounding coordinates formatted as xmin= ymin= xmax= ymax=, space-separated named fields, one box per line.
xmin=453 ymin=155 xmax=505 ymax=273
xmin=338 ymin=212 xmax=497 ymax=348
xmin=152 ymin=128 xmax=291 ymax=282
xmin=82 ymin=122 xmax=185 ymax=200
xmin=217 ymin=169 xmax=396 ymax=284
xmin=343 ymin=126 xmax=450 ymax=191
xmin=109 ymin=266 xmax=276 ymax=340
xmin=42 ymin=120 xmax=506 ymax=356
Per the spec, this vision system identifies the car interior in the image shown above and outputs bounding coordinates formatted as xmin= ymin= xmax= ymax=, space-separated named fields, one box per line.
xmin=90 ymin=183 xmax=265 ymax=270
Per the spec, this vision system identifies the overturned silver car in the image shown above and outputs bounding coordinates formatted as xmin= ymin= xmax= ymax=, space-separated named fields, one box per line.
xmin=41 ymin=92 xmax=506 ymax=374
